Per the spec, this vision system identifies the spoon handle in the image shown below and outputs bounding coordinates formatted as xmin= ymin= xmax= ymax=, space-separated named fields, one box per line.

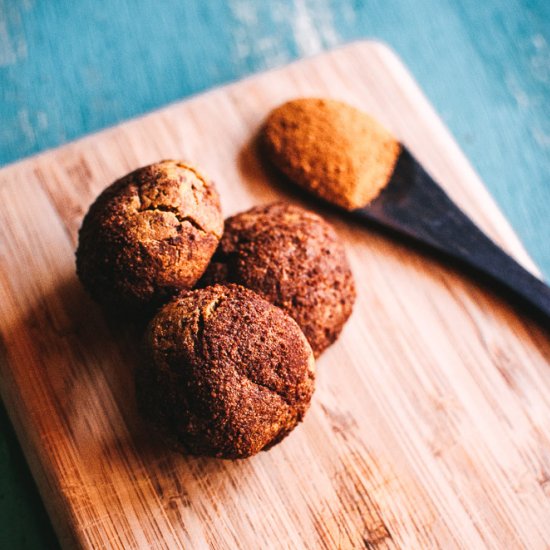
xmin=355 ymin=148 xmax=550 ymax=323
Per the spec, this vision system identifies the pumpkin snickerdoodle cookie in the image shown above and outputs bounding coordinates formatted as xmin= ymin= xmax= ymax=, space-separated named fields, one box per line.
xmin=137 ymin=284 xmax=315 ymax=459
xmin=76 ymin=160 xmax=223 ymax=315
xmin=202 ymin=202 xmax=356 ymax=357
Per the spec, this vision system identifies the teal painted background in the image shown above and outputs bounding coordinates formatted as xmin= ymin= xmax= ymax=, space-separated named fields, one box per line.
xmin=0 ymin=0 xmax=548 ymax=547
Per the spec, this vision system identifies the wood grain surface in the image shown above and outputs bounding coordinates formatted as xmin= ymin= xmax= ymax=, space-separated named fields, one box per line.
xmin=1 ymin=42 xmax=549 ymax=549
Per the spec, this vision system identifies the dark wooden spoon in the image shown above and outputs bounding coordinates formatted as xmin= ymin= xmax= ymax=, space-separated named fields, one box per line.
xmin=354 ymin=147 xmax=550 ymax=322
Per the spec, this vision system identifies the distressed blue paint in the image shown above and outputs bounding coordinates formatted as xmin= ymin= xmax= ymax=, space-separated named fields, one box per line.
xmin=0 ymin=0 xmax=548 ymax=546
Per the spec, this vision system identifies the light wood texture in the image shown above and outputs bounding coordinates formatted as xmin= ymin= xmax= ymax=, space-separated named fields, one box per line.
xmin=0 ymin=42 xmax=549 ymax=549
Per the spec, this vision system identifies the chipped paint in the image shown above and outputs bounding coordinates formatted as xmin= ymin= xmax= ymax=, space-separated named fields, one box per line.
xmin=531 ymin=34 xmax=550 ymax=84
xmin=0 ymin=0 xmax=29 ymax=66
xmin=17 ymin=109 xmax=35 ymax=146
xmin=291 ymin=0 xmax=339 ymax=56
xmin=229 ymin=0 xmax=292 ymax=70
xmin=0 ymin=21 xmax=17 ymax=66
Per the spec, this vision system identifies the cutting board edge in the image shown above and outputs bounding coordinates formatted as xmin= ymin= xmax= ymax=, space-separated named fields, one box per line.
xmin=0 ymin=379 xmax=82 ymax=550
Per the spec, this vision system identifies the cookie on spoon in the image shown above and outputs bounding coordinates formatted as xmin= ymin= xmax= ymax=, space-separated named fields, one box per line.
xmin=261 ymin=98 xmax=401 ymax=210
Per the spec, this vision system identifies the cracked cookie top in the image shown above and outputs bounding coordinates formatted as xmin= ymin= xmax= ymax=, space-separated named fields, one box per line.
xmin=138 ymin=284 xmax=315 ymax=459
xmin=76 ymin=160 xmax=223 ymax=315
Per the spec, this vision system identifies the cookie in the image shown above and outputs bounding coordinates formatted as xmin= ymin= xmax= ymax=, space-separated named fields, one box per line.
xmin=137 ymin=284 xmax=315 ymax=459
xmin=202 ymin=202 xmax=355 ymax=356
xmin=76 ymin=160 xmax=223 ymax=315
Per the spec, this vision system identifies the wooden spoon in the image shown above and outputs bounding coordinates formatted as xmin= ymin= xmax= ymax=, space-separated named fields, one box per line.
xmin=262 ymin=98 xmax=550 ymax=322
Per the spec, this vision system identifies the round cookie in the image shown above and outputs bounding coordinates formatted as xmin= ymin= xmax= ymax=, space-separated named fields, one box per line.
xmin=202 ymin=202 xmax=355 ymax=356
xmin=137 ymin=284 xmax=315 ymax=459
xmin=76 ymin=160 xmax=223 ymax=314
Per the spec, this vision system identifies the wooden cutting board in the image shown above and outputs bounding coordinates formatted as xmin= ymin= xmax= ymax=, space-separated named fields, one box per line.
xmin=1 ymin=41 xmax=549 ymax=549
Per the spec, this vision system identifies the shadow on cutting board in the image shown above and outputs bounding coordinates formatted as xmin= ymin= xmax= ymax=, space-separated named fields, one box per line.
xmin=8 ymin=273 xmax=257 ymax=524
xmin=1 ymin=211 xmax=459 ymax=548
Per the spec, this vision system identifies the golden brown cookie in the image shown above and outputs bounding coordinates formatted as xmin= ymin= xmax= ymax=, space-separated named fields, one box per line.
xmin=202 ymin=202 xmax=356 ymax=357
xmin=76 ymin=160 xmax=223 ymax=315
xmin=137 ymin=284 xmax=315 ymax=459
xmin=261 ymin=98 xmax=401 ymax=210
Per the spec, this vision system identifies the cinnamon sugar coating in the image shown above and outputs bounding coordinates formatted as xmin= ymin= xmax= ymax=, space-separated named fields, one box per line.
xmin=202 ymin=202 xmax=356 ymax=356
xmin=262 ymin=98 xmax=401 ymax=210
xmin=137 ymin=284 xmax=315 ymax=459
xmin=76 ymin=160 xmax=223 ymax=314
